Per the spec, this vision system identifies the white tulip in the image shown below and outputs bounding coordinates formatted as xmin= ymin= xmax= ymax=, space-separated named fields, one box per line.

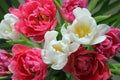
xmin=62 ymin=7 xmax=110 ymax=45
xmin=42 ymin=31 xmax=70 ymax=70
xmin=0 ymin=13 xmax=20 ymax=40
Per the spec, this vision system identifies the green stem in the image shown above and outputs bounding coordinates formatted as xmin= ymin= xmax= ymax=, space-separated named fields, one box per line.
xmin=18 ymin=36 xmax=35 ymax=47
xmin=54 ymin=0 xmax=61 ymax=9
xmin=7 ymin=35 xmax=42 ymax=48
xmin=55 ymin=22 xmax=62 ymax=40
xmin=54 ymin=0 xmax=65 ymax=25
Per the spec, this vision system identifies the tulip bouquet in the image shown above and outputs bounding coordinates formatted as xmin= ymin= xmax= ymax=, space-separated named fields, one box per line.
xmin=0 ymin=0 xmax=120 ymax=80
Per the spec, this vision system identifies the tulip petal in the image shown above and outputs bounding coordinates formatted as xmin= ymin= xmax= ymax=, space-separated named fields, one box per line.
xmin=73 ymin=7 xmax=91 ymax=19
xmin=44 ymin=31 xmax=58 ymax=49
xmin=97 ymin=24 xmax=110 ymax=35
xmin=12 ymin=44 xmax=30 ymax=55
xmin=91 ymin=36 xmax=106 ymax=44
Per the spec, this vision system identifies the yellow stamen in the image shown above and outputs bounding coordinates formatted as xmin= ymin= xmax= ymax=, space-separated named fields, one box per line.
xmin=41 ymin=15 xmax=48 ymax=21
xmin=7 ymin=27 xmax=12 ymax=32
xmin=52 ymin=44 xmax=64 ymax=53
xmin=73 ymin=24 xmax=91 ymax=38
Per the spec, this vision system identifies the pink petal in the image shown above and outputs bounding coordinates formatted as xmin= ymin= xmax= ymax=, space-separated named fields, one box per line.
xmin=12 ymin=44 xmax=30 ymax=55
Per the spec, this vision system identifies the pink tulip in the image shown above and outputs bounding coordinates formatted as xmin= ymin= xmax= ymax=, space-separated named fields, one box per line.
xmin=63 ymin=46 xmax=111 ymax=80
xmin=10 ymin=0 xmax=57 ymax=43
xmin=10 ymin=44 xmax=48 ymax=80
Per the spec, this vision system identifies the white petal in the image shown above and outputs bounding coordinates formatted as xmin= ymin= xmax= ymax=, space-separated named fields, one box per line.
xmin=4 ymin=13 xmax=18 ymax=19
xmin=79 ymin=37 xmax=91 ymax=44
xmin=8 ymin=65 xmax=14 ymax=73
xmin=91 ymin=36 xmax=106 ymax=44
xmin=97 ymin=24 xmax=110 ymax=35
xmin=70 ymin=15 xmax=97 ymax=33
xmin=51 ymin=55 xmax=68 ymax=70
xmin=69 ymin=42 xmax=80 ymax=54
xmin=42 ymin=49 xmax=55 ymax=64
xmin=61 ymin=24 xmax=67 ymax=35
xmin=73 ymin=7 xmax=91 ymax=19
xmin=44 ymin=31 xmax=58 ymax=48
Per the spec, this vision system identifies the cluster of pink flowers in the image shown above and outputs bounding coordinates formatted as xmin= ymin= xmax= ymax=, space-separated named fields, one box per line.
xmin=0 ymin=0 xmax=120 ymax=80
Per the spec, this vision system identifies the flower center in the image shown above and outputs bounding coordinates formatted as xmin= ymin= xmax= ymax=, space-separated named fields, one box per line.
xmin=73 ymin=24 xmax=91 ymax=38
xmin=5 ymin=26 xmax=12 ymax=33
xmin=28 ymin=14 xmax=49 ymax=26
xmin=52 ymin=45 xmax=64 ymax=53
xmin=40 ymin=15 xmax=49 ymax=21
xmin=8 ymin=27 xmax=12 ymax=32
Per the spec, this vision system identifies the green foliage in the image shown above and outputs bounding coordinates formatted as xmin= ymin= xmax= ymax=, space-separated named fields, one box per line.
xmin=89 ymin=0 xmax=120 ymax=27
xmin=0 ymin=0 xmax=20 ymax=21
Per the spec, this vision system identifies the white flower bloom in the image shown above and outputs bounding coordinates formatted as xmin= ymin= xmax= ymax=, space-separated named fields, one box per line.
xmin=62 ymin=7 xmax=110 ymax=45
xmin=42 ymin=31 xmax=71 ymax=70
xmin=61 ymin=26 xmax=80 ymax=53
xmin=0 ymin=13 xmax=20 ymax=40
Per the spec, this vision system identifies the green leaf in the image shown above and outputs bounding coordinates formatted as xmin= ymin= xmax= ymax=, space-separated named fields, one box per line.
xmin=93 ymin=0 xmax=120 ymax=16
xmin=45 ymin=68 xmax=67 ymax=80
xmin=88 ymin=0 xmax=99 ymax=12
xmin=113 ymin=64 xmax=120 ymax=68
xmin=11 ymin=0 xmax=20 ymax=8
xmin=83 ymin=44 xmax=95 ymax=51
xmin=0 ymin=76 xmax=10 ymax=80
xmin=107 ymin=62 xmax=118 ymax=70
xmin=0 ymin=10 xmax=4 ymax=20
xmin=0 ymin=74 xmax=12 ymax=80
xmin=98 ymin=11 xmax=120 ymax=25
xmin=117 ymin=24 xmax=120 ymax=28
xmin=113 ymin=56 xmax=120 ymax=62
xmin=111 ymin=17 xmax=120 ymax=27
xmin=111 ymin=69 xmax=120 ymax=76
xmin=94 ymin=15 xmax=111 ymax=23
xmin=66 ymin=74 xmax=75 ymax=80
xmin=0 ymin=0 xmax=9 ymax=13
xmin=99 ymin=0 xmax=109 ymax=10
xmin=107 ymin=62 xmax=120 ymax=76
